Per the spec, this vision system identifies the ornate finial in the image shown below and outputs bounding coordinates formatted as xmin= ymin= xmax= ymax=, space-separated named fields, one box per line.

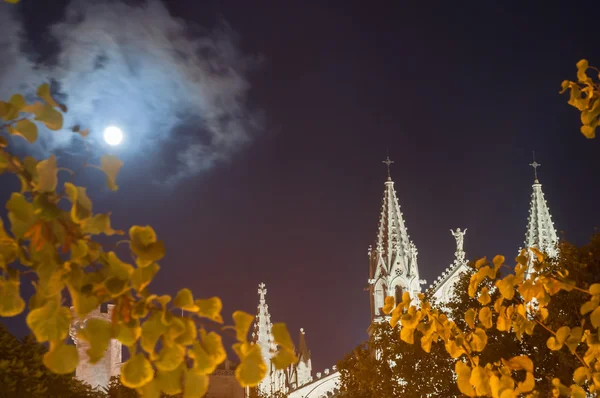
xmin=382 ymin=155 xmax=394 ymax=180
xmin=529 ymin=151 xmax=541 ymax=183
xmin=258 ymin=282 xmax=267 ymax=301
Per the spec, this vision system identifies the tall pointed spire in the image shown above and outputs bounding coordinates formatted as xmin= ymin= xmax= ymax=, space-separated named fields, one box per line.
xmin=368 ymin=156 xmax=422 ymax=323
xmin=295 ymin=328 xmax=312 ymax=387
xmin=523 ymin=155 xmax=558 ymax=274
xmin=252 ymin=282 xmax=276 ymax=393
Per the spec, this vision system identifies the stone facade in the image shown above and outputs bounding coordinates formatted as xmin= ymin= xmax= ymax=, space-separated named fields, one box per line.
xmin=70 ymin=304 xmax=122 ymax=389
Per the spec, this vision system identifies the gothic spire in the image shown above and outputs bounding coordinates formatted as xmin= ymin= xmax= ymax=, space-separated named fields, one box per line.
xmin=297 ymin=328 xmax=311 ymax=363
xmin=252 ymin=282 xmax=276 ymax=362
xmin=523 ymin=157 xmax=558 ymax=273
xmin=374 ymin=158 xmax=415 ymax=275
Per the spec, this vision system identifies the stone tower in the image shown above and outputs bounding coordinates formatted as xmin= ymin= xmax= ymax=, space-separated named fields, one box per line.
xmin=294 ymin=328 xmax=312 ymax=388
xmin=367 ymin=157 xmax=424 ymax=323
xmin=522 ymin=157 xmax=558 ymax=276
xmin=70 ymin=304 xmax=122 ymax=390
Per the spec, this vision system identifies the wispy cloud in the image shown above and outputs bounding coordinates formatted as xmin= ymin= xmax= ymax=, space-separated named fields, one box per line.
xmin=0 ymin=0 xmax=260 ymax=185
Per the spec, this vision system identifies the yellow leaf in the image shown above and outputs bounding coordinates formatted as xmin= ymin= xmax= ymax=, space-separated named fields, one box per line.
xmin=547 ymin=336 xmax=563 ymax=351
xmin=234 ymin=342 xmax=267 ymax=387
xmin=156 ymin=365 xmax=184 ymax=395
xmin=202 ymin=330 xmax=226 ymax=363
xmin=470 ymin=328 xmax=488 ymax=352
xmin=26 ymin=299 xmax=71 ymax=343
xmin=175 ymin=317 xmax=197 ymax=345
xmin=189 ymin=341 xmax=218 ymax=375
xmin=34 ymin=104 xmax=63 ymax=130
xmin=9 ymin=119 xmax=38 ymax=143
xmin=37 ymin=83 xmax=60 ymax=108
xmin=589 ymin=284 xmax=600 ymax=296
xmin=492 ymin=255 xmax=505 ymax=268
xmin=121 ymin=353 xmax=154 ymax=389
xmin=478 ymin=307 xmax=493 ymax=329
xmin=400 ymin=324 xmax=415 ymax=344
xmin=155 ymin=344 xmax=185 ymax=372
xmin=140 ymin=312 xmax=167 ymax=354
xmin=78 ymin=317 xmax=112 ymax=363
xmin=272 ymin=323 xmax=295 ymax=350
xmin=475 ymin=257 xmax=487 ymax=269
xmin=469 ymin=365 xmax=490 ymax=396
xmin=81 ymin=214 xmax=123 ymax=236
xmin=132 ymin=263 xmax=160 ymax=292
xmin=64 ymin=182 xmax=92 ymax=223
xmin=272 ymin=346 xmax=297 ymax=370
xmin=115 ymin=321 xmax=141 ymax=347
xmin=506 ymin=355 xmax=533 ymax=373
xmin=495 ymin=274 xmax=516 ymax=300
xmin=173 ymin=288 xmax=199 ymax=312
xmin=591 ymin=307 xmax=600 ymax=329
xmin=6 ymin=193 xmax=35 ymax=239
xmin=581 ymin=125 xmax=596 ymax=139
xmin=456 ymin=361 xmax=476 ymax=397
xmin=129 ymin=225 xmax=165 ymax=267
xmin=570 ymin=384 xmax=587 ymax=398
xmin=465 ymin=308 xmax=476 ymax=329
xmin=478 ymin=287 xmax=491 ymax=305
xmin=4 ymin=94 xmax=25 ymax=120
xmin=194 ymin=296 xmax=222 ymax=323
xmin=43 ymin=341 xmax=79 ymax=374
xmin=515 ymin=372 xmax=535 ymax=394
xmin=382 ymin=295 xmax=395 ymax=314
xmin=573 ymin=366 xmax=590 ymax=386
xmin=136 ymin=379 xmax=160 ymax=398
xmin=565 ymin=327 xmax=583 ymax=353
xmin=232 ymin=311 xmax=254 ymax=342
xmin=184 ymin=368 xmax=209 ymax=398
xmin=0 ymin=278 xmax=25 ymax=317
xmin=101 ymin=154 xmax=123 ymax=191
xmin=34 ymin=155 xmax=57 ymax=192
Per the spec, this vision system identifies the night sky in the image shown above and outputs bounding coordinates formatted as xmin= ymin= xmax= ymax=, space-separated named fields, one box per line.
xmin=1 ymin=0 xmax=600 ymax=373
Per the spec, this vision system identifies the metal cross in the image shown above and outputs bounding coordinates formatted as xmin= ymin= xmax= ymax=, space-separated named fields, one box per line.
xmin=382 ymin=156 xmax=394 ymax=179
xmin=258 ymin=282 xmax=267 ymax=301
xmin=529 ymin=151 xmax=541 ymax=182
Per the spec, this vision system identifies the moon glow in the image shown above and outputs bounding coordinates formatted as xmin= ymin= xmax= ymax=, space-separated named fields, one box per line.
xmin=103 ymin=126 xmax=124 ymax=146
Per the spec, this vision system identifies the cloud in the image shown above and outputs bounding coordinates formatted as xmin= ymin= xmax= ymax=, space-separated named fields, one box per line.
xmin=0 ymin=0 xmax=260 ymax=185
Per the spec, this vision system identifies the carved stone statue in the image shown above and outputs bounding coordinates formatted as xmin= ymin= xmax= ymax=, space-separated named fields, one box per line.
xmin=451 ymin=228 xmax=467 ymax=253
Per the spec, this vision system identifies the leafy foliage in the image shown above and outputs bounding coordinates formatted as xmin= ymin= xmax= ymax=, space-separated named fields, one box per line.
xmin=561 ymin=59 xmax=600 ymax=138
xmin=0 ymin=323 xmax=103 ymax=398
xmin=0 ymin=79 xmax=296 ymax=397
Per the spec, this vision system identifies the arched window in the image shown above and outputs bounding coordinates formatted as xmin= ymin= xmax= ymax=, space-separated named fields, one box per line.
xmin=374 ymin=281 xmax=386 ymax=314
xmin=395 ymin=285 xmax=403 ymax=305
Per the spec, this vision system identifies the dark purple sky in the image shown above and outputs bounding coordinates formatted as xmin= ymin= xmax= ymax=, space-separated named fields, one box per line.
xmin=2 ymin=0 xmax=600 ymax=372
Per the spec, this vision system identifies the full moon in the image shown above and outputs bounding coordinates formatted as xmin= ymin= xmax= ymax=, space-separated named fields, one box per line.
xmin=103 ymin=126 xmax=123 ymax=146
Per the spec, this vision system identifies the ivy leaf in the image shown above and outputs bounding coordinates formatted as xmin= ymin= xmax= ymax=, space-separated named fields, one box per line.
xmin=184 ymin=368 xmax=209 ymax=398
xmin=173 ymin=288 xmax=199 ymax=312
xmin=121 ymin=353 xmax=154 ymax=389
xmin=34 ymin=104 xmax=63 ymax=131
xmin=35 ymin=155 xmax=57 ymax=192
xmin=79 ymin=317 xmax=113 ymax=363
xmin=8 ymin=119 xmax=38 ymax=143
xmin=232 ymin=311 xmax=254 ymax=342
xmin=26 ymin=299 xmax=72 ymax=343
xmin=129 ymin=225 xmax=165 ymax=267
xmin=100 ymin=154 xmax=123 ymax=191
xmin=43 ymin=341 xmax=79 ymax=374
xmin=0 ymin=278 xmax=25 ymax=317
xmin=195 ymin=297 xmax=223 ymax=323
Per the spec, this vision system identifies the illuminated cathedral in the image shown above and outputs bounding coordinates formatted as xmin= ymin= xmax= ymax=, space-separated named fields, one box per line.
xmin=71 ymin=157 xmax=558 ymax=397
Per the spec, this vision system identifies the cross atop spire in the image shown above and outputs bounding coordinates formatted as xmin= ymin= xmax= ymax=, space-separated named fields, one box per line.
xmin=258 ymin=282 xmax=267 ymax=302
xmin=529 ymin=151 xmax=541 ymax=183
xmin=382 ymin=156 xmax=394 ymax=180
